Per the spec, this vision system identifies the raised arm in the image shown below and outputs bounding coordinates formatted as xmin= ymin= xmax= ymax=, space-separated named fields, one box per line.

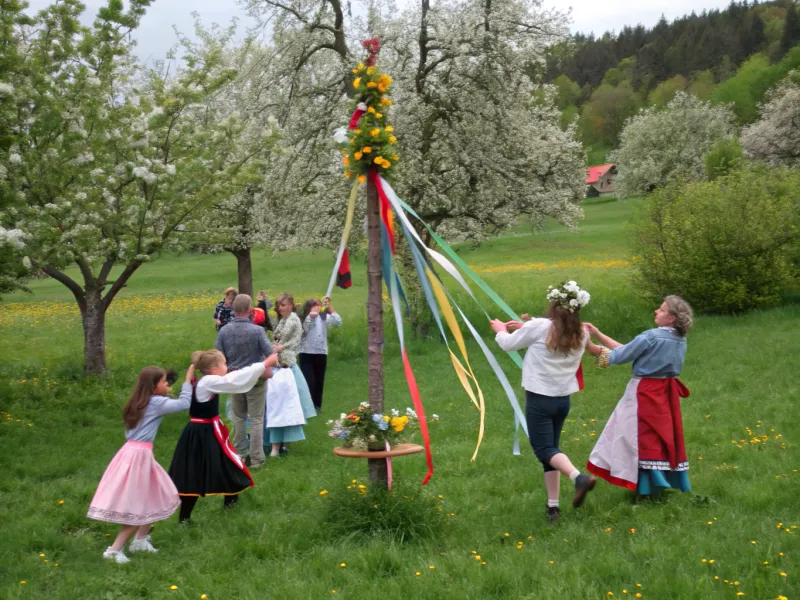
xmin=584 ymin=323 xmax=622 ymax=349
xmin=202 ymin=363 xmax=266 ymax=394
xmin=493 ymin=318 xmax=547 ymax=352
xmin=327 ymin=311 xmax=342 ymax=328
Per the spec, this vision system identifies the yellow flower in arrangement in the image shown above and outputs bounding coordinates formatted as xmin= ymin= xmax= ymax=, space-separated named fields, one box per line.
xmin=362 ymin=146 xmax=372 ymax=153
xmin=381 ymin=97 xmax=393 ymax=106
xmin=342 ymin=156 xmax=350 ymax=167
xmin=352 ymin=62 xmax=365 ymax=74
xmin=391 ymin=154 xmax=399 ymax=161
xmin=391 ymin=415 xmax=409 ymax=431
xmin=375 ymin=113 xmax=383 ymax=119
xmin=374 ymin=157 xmax=384 ymax=165
xmin=344 ymin=171 xmax=352 ymax=179
xmin=367 ymin=106 xmax=376 ymax=114
xmin=370 ymin=128 xmax=381 ymax=137
xmin=367 ymin=81 xmax=378 ymax=88
xmin=366 ymin=66 xmax=377 ymax=76
xmin=354 ymin=151 xmax=363 ymax=160
xmin=357 ymin=175 xmax=366 ymax=183
xmin=385 ymin=125 xmax=394 ymax=133
xmin=388 ymin=135 xmax=397 ymax=144
xmin=353 ymin=77 xmax=362 ymax=88
xmin=354 ymin=129 xmax=362 ymax=135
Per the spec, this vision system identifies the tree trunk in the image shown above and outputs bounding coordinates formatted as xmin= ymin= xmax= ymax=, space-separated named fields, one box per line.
xmin=233 ymin=247 xmax=254 ymax=298
xmin=82 ymin=288 xmax=107 ymax=375
xmin=366 ymin=172 xmax=388 ymax=488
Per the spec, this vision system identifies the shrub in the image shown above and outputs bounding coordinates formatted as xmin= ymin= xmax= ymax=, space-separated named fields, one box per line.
xmin=631 ymin=167 xmax=800 ymax=313
xmin=704 ymin=138 xmax=744 ymax=180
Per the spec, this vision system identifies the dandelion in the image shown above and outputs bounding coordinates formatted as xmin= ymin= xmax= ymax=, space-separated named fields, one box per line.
xmin=429 ymin=565 xmax=435 ymax=569
xmin=170 ymin=586 xmax=178 ymax=590
xmin=339 ymin=563 xmax=346 ymax=568
xmin=630 ymin=529 xmax=637 ymax=534
xmin=20 ymin=581 xmax=26 ymax=585
xmin=59 ymin=500 xmax=64 ymax=505
xmin=548 ymin=560 xmax=555 ymax=564
xmin=623 ymin=591 xmax=628 ymax=595
xmin=701 ymin=559 xmax=707 ymax=563
xmin=39 ymin=553 xmax=45 ymax=557
xmin=504 ymin=532 xmax=509 ymax=537
xmin=635 ymin=595 xmax=642 ymax=599
xmin=736 ymin=593 xmax=744 ymax=597
xmin=709 ymin=560 xmax=715 ymax=564
xmin=415 ymin=572 xmax=421 ymax=576
xmin=605 ymin=528 xmax=612 ymax=533
xmin=481 ymin=562 xmax=486 ymax=566
xmin=319 ymin=490 xmax=328 ymax=496
xmin=779 ymin=572 xmax=787 ymax=577
xmin=751 ymin=541 xmax=757 ymax=545
xmin=608 ymin=593 xmax=614 ymax=597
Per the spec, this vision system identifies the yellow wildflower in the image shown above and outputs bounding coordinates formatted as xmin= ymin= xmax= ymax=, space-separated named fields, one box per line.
xmin=319 ymin=490 xmax=328 ymax=496
xmin=170 ymin=586 xmax=178 ymax=591
xmin=339 ymin=563 xmax=346 ymax=568
xmin=391 ymin=154 xmax=399 ymax=161
xmin=374 ymin=156 xmax=384 ymax=165
xmin=382 ymin=415 xmax=390 ymax=421
xmin=381 ymin=160 xmax=391 ymax=169
xmin=385 ymin=125 xmax=394 ymax=133
xmin=353 ymin=78 xmax=362 ymax=88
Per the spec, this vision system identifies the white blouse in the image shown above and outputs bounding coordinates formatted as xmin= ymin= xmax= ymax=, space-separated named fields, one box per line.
xmin=495 ymin=318 xmax=587 ymax=397
xmin=195 ymin=363 xmax=266 ymax=402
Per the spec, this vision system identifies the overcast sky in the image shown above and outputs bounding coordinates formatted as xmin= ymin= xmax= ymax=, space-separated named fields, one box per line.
xmin=26 ymin=0 xmax=736 ymax=64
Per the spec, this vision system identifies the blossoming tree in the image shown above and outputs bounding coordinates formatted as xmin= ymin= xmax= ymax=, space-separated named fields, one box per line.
xmin=243 ymin=0 xmax=586 ymax=248
xmin=610 ymin=93 xmax=737 ymax=199
xmin=0 ymin=0 xmax=266 ymax=373
xmin=741 ymin=71 xmax=800 ymax=168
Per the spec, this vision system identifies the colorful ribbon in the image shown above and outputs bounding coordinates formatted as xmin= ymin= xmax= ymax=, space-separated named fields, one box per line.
xmin=326 ymin=180 xmax=360 ymax=298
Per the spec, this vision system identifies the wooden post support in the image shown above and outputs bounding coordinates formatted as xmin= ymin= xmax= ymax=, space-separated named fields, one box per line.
xmin=365 ymin=172 xmax=388 ymax=488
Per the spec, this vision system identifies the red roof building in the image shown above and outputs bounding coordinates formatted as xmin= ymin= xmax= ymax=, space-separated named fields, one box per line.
xmin=585 ymin=163 xmax=616 ymax=196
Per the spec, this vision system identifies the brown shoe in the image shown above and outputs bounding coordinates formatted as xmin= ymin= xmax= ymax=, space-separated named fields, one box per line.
xmin=572 ymin=474 xmax=597 ymax=508
xmin=546 ymin=506 xmax=561 ymax=524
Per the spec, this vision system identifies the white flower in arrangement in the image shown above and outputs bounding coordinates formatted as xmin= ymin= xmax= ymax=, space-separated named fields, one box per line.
xmin=546 ymin=281 xmax=590 ymax=312
xmin=332 ymin=127 xmax=349 ymax=144
xmin=569 ymin=299 xmax=578 ymax=308
xmin=391 ymin=409 xmax=400 ymax=416
xmin=359 ymin=401 xmax=369 ymax=409
xmin=406 ymin=408 xmax=417 ymax=418
xmin=432 ymin=414 xmax=440 ymax=420
xmin=0 ymin=82 xmax=13 ymax=96
xmin=564 ymin=281 xmax=579 ymax=293
xmin=340 ymin=413 xmax=347 ymax=420
xmin=577 ymin=290 xmax=591 ymax=307
xmin=8 ymin=153 xmax=22 ymax=164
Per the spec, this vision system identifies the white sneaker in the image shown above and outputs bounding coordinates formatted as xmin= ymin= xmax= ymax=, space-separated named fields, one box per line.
xmin=129 ymin=535 xmax=158 ymax=553
xmin=103 ymin=547 xmax=130 ymax=564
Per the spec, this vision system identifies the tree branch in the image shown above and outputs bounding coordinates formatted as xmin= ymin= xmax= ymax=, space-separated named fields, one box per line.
xmin=102 ymin=262 xmax=141 ymax=310
xmin=43 ymin=265 xmax=86 ymax=311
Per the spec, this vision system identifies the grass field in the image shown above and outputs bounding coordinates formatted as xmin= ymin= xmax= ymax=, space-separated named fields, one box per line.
xmin=1 ymin=197 xmax=798 ymax=600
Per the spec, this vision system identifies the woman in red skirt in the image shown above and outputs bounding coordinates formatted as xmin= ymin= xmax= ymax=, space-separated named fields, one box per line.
xmin=585 ymin=296 xmax=694 ymax=495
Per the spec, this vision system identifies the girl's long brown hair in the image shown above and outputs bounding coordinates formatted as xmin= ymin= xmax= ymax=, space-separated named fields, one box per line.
xmin=123 ymin=366 xmax=167 ymax=430
xmin=300 ymin=298 xmax=320 ymax=321
xmin=545 ymin=304 xmax=585 ymax=354
xmin=275 ymin=292 xmax=296 ymax=322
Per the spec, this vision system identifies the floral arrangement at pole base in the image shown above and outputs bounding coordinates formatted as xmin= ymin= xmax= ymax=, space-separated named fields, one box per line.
xmin=328 ymin=402 xmax=437 ymax=451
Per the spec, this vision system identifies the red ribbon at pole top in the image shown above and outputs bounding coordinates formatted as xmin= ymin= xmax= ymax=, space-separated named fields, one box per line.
xmin=362 ymin=37 xmax=381 ymax=65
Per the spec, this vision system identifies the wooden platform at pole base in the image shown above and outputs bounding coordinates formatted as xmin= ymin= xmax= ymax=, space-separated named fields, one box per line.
xmin=332 ymin=443 xmax=424 ymax=459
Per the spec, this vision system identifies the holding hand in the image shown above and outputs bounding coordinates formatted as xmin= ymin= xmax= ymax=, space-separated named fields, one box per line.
xmin=323 ymin=296 xmax=333 ymax=314
xmin=490 ymin=319 xmax=508 ymax=334
xmin=310 ymin=306 xmax=320 ymax=320
xmin=264 ymin=353 xmax=280 ymax=368
xmin=520 ymin=313 xmax=531 ymax=321
xmin=185 ymin=364 xmax=195 ymax=383
xmin=583 ymin=322 xmax=599 ymax=337
xmin=506 ymin=321 xmax=524 ymax=332
xmin=273 ymin=343 xmax=284 ymax=353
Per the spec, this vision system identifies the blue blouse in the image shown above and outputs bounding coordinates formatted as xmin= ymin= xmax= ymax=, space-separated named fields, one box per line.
xmin=609 ymin=327 xmax=687 ymax=378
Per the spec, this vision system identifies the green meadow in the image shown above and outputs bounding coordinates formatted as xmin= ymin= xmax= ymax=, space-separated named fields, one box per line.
xmin=1 ymin=197 xmax=797 ymax=599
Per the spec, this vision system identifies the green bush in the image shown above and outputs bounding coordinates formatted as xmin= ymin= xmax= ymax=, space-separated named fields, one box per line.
xmin=704 ymin=138 xmax=743 ymax=180
xmin=631 ymin=167 xmax=800 ymax=313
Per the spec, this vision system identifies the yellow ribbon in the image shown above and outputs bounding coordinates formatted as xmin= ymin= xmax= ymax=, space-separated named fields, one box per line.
xmin=325 ymin=180 xmax=360 ymax=298
xmin=426 ymin=268 xmax=486 ymax=461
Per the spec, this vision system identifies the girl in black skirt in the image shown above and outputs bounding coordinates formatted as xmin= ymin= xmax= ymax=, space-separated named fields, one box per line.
xmin=168 ymin=349 xmax=277 ymax=522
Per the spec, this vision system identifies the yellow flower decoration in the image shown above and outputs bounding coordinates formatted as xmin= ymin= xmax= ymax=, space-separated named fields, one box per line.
xmin=381 ymin=97 xmax=393 ymax=106
xmin=385 ymin=125 xmax=394 ymax=133
xmin=370 ymin=128 xmax=380 ymax=137
xmin=342 ymin=156 xmax=350 ymax=167
xmin=375 ymin=113 xmax=383 ymax=119
xmin=353 ymin=78 xmax=362 ymax=89
xmin=354 ymin=151 xmax=363 ymax=160
xmin=381 ymin=161 xmax=391 ymax=169
xmin=388 ymin=135 xmax=397 ymax=144
xmin=366 ymin=81 xmax=377 ymax=88
xmin=382 ymin=415 xmax=390 ymax=421
xmin=366 ymin=66 xmax=377 ymax=76
xmin=352 ymin=63 xmax=365 ymax=74
xmin=362 ymin=146 xmax=372 ymax=153
xmin=391 ymin=154 xmax=399 ymax=161
xmin=354 ymin=129 xmax=362 ymax=135
xmin=344 ymin=171 xmax=352 ymax=179
xmin=357 ymin=175 xmax=366 ymax=183
xmin=367 ymin=106 xmax=376 ymax=114
xmin=374 ymin=156 xmax=384 ymax=165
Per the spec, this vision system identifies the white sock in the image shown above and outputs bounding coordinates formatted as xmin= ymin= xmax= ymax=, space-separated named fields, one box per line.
xmin=569 ymin=470 xmax=580 ymax=483
xmin=547 ymin=499 xmax=559 ymax=508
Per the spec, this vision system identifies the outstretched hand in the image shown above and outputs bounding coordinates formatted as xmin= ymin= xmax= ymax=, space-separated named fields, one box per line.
xmin=185 ymin=364 xmax=195 ymax=384
xmin=506 ymin=321 xmax=524 ymax=332
xmin=583 ymin=322 xmax=599 ymax=337
xmin=489 ymin=319 xmax=507 ymax=334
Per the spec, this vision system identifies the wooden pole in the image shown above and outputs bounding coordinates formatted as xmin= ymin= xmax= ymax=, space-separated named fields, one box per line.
xmin=366 ymin=171 xmax=388 ymax=487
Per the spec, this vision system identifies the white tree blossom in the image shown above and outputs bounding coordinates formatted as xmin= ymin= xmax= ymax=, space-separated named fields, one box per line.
xmin=741 ymin=72 xmax=800 ymax=168
xmin=610 ymin=92 xmax=736 ymax=199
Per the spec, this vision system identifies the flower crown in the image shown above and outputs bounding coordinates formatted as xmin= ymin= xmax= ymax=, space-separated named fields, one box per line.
xmin=546 ymin=281 xmax=590 ymax=313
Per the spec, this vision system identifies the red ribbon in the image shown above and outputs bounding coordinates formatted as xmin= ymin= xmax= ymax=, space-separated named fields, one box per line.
xmin=402 ymin=349 xmax=433 ymax=485
xmin=371 ymin=170 xmax=396 ymax=254
xmin=190 ymin=415 xmax=254 ymax=487
xmin=348 ymin=105 xmax=367 ymax=130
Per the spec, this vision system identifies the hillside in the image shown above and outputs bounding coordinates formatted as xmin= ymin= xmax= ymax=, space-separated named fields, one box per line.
xmin=543 ymin=0 xmax=800 ymax=162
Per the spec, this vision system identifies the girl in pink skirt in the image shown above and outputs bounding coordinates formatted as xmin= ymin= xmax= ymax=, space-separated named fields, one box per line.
xmin=88 ymin=365 xmax=194 ymax=564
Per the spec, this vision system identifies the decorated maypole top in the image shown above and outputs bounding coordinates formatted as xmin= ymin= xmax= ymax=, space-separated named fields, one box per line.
xmin=343 ymin=38 xmax=398 ymax=184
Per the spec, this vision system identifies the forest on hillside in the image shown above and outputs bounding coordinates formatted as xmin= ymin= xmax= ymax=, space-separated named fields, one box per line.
xmin=543 ymin=0 xmax=800 ymax=163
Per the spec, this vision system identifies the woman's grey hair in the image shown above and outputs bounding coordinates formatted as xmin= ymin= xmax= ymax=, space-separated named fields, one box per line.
xmin=664 ymin=295 xmax=693 ymax=336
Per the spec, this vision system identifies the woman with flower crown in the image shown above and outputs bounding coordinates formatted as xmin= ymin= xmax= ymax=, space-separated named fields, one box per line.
xmin=490 ymin=281 xmax=597 ymax=524
xmin=584 ymin=296 xmax=694 ymax=496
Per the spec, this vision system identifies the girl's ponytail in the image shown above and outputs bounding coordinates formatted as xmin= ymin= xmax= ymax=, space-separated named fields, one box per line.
xmin=123 ymin=366 xmax=167 ymax=430
xmin=191 ymin=349 xmax=225 ymax=374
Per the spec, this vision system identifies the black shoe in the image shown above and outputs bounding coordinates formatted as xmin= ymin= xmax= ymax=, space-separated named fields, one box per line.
xmin=279 ymin=445 xmax=288 ymax=456
xmin=573 ymin=474 xmax=597 ymax=508
xmin=546 ymin=506 xmax=561 ymax=524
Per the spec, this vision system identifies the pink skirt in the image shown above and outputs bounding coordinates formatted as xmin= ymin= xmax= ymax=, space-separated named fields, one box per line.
xmin=87 ymin=441 xmax=180 ymax=525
